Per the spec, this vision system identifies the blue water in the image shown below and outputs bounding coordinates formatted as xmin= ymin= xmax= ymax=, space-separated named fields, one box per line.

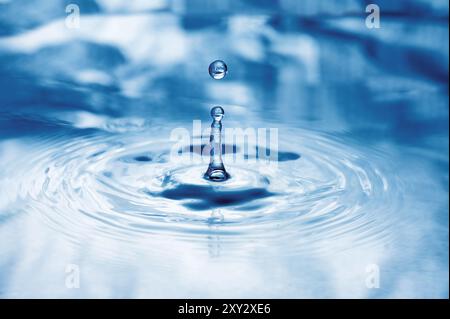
xmin=0 ymin=0 xmax=448 ymax=298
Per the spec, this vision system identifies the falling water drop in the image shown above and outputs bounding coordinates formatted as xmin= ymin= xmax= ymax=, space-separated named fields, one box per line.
xmin=204 ymin=106 xmax=229 ymax=182
xmin=208 ymin=60 xmax=228 ymax=80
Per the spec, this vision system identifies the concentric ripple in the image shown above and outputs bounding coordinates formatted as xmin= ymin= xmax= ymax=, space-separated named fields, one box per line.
xmin=0 ymin=128 xmax=402 ymax=256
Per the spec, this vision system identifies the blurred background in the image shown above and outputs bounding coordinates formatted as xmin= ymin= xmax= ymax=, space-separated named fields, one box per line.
xmin=0 ymin=0 xmax=448 ymax=135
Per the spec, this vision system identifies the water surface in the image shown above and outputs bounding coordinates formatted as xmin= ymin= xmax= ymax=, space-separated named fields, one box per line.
xmin=0 ymin=0 xmax=448 ymax=298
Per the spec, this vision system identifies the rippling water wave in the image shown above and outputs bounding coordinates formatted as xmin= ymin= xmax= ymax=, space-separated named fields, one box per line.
xmin=1 ymin=127 xmax=401 ymax=258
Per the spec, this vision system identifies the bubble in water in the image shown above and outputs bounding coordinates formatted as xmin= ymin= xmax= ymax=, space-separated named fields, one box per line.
xmin=204 ymin=106 xmax=229 ymax=182
xmin=208 ymin=60 xmax=228 ymax=80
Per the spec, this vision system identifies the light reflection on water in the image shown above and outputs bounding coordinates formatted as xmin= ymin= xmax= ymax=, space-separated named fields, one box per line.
xmin=0 ymin=0 xmax=448 ymax=298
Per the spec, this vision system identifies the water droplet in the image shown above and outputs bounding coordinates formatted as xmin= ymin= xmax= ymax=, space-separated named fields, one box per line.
xmin=208 ymin=60 xmax=228 ymax=80
xmin=211 ymin=105 xmax=224 ymax=121
xmin=204 ymin=106 xmax=229 ymax=182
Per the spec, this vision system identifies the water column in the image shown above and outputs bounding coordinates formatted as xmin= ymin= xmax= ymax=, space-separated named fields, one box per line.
xmin=204 ymin=60 xmax=229 ymax=181
xmin=204 ymin=106 xmax=229 ymax=181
